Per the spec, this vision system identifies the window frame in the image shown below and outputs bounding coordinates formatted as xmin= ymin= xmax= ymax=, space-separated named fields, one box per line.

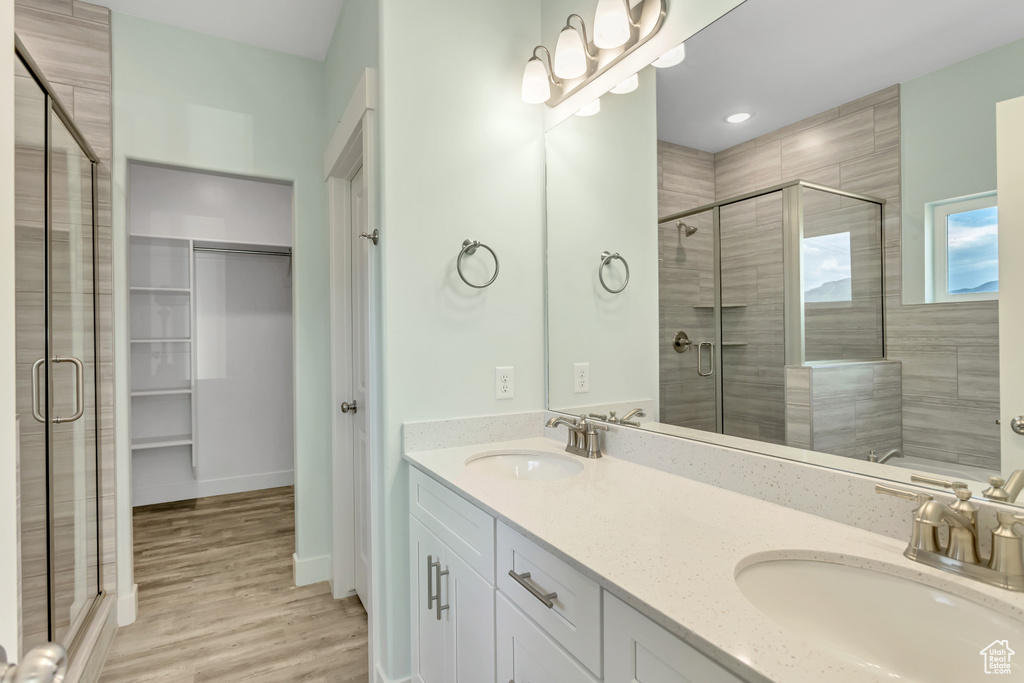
xmin=930 ymin=191 xmax=998 ymax=303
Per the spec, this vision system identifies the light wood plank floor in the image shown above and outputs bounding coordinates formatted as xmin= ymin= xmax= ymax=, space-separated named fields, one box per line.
xmin=101 ymin=487 xmax=368 ymax=682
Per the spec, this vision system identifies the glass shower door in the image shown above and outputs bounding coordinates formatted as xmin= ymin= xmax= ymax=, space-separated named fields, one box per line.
xmin=48 ymin=107 xmax=100 ymax=645
xmin=719 ymin=191 xmax=787 ymax=444
xmin=14 ymin=51 xmax=100 ymax=654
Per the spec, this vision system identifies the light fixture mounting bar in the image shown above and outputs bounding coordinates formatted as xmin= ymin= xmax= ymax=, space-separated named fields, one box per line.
xmin=546 ymin=0 xmax=666 ymax=107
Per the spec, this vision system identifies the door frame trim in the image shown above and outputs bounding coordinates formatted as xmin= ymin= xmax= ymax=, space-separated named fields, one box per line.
xmin=324 ymin=67 xmax=381 ymax=676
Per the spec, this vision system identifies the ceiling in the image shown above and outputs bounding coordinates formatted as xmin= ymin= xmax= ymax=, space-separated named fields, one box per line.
xmin=657 ymin=0 xmax=1024 ymax=153
xmin=93 ymin=0 xmax=345 ymax=61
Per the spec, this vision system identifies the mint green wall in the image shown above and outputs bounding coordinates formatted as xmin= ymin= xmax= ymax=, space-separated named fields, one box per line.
xmin=110 ymin=14 xmax=332 ymax=599
xmin=323 ymin=0 xmax=379 ymax=137
xmin=901 ymin=37 xmax=1024 ymax=302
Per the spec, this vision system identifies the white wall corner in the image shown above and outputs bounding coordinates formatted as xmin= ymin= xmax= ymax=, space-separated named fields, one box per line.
xmin=116 ymin=584 xmax=138 ymax=626
xmin=292 ymin=552 xmax=331 ymax=587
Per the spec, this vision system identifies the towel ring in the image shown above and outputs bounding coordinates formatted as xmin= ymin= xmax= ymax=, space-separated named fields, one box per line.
xmin=457 ymin=239 xmax=499 ymax=289
xmin=599 ymin=251 xmax=629 ymax=294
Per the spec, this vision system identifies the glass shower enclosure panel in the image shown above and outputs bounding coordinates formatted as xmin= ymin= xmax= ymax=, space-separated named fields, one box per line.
xmin=49 ymin=108 xmax=100 ymax=645
xmin=14 ymin=50 xmax=101 ymax=654
xmin=719 ymin=191 xmax=787 ymax=444
xmin=800 ymin=185 xmax=884 ymax=361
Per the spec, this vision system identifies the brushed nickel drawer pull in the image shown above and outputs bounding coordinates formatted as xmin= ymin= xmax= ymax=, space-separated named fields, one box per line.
xmin=508 ymin=569 xmax=557 ymax=608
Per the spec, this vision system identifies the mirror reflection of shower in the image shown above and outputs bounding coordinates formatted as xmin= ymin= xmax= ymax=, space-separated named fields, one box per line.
xmin=677 ymin=220 xmax=698 ymax=237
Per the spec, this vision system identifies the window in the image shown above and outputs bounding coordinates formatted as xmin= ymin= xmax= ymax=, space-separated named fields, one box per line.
xmin=803 ymin=232 xmax=852 ymax=302
xmin=931 ymin=192 xmax=998 ymax=302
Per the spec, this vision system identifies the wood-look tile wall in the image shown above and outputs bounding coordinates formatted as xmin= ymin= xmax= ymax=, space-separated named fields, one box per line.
xmin=785 ymin=362 xmax=902 ymax=458
xmin=658 ymin=85 xmax=1000 ymax=469
xmin=14 ymin=0 xmax=116 ymax=646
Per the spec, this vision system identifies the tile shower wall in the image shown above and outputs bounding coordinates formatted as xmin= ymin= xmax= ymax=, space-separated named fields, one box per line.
xmin=657 ymin=142 xmax=716 ymax=431
xmin=785 ymin=361 xmax=902 ymax=458
xmin=15 ymin=0 xmax=116 ymax=648
xmin=658 ymin=85 xmax=1000 ymax=469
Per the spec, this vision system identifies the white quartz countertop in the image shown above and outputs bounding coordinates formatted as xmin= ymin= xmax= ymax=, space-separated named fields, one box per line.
xmin=403 ymin=436 xmax=1024 ymax=683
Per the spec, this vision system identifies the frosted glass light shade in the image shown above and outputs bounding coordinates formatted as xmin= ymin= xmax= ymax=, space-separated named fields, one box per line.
xmin=652 ymin=42 xmax=686 ymax=68
xmin=576 ymin=98 xmax=601 ymax=117
xmin=610 ymin=73 xmax=639 ymax=95
xmin=521 ymin=57 xmax=552 ymax=104
xmin=594 ymin=0 xmax=631 ymax=49
xmin=554 ymin=26 xmax=588 ymax=79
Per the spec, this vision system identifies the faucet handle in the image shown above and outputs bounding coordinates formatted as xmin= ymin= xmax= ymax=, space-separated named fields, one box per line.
xmin=875 ymin=483 xmax=933 ymax=504
xmin=984 ymin=476 xmax=1011 ymax=502
xmin=910 ymin=473 xmax=969 ymax=491
xmin=584 ymin=417 xmax=609 ymax=432
xmin=990 ymin=512 xmax=1024 ymax=576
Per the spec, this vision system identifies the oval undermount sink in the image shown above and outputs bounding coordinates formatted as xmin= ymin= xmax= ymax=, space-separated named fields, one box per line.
xmin=465 ymin=450 xmax=583 ymax=481
xmin=736 ymin=558 xmax=1024 ymax=681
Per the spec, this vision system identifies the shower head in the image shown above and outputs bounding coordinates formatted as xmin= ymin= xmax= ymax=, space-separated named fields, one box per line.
xmin=676 ymin=220 xmax=698 ymax=237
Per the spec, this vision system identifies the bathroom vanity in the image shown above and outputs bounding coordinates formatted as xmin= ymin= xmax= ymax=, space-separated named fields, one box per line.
xmin=405 ymin=427 xmax=1024 ymax=682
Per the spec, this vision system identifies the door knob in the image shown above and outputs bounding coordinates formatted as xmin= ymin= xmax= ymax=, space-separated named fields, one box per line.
xmin=1012 ymin=416 xmax=1024 ymax=435
xmin=359 ymin=229 xmax=379 ymax=245
xmin=341 ymin=400 xmax=358 ymax=414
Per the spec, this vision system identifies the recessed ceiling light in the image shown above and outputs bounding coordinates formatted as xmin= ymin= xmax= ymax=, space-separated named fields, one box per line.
xmin=726 ymin=112 xmax=752 ymax=124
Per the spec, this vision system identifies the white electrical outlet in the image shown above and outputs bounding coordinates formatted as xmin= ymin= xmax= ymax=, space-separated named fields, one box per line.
xmin=495 ymin=366 xmax=514 ymax=399
xmin=574 ymin=363 xmax=590 ymax=394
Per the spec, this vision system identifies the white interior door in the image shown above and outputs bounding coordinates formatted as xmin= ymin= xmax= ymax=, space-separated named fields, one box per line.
xmin=350 ymin=167 xmax=371 ymax=607
xmin=998 ymin=96 xmax=1024 ymax=476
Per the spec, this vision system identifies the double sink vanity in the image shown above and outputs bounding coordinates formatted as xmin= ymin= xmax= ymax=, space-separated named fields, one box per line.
xmin=405 ymin=414 xmax=1024 ymax=682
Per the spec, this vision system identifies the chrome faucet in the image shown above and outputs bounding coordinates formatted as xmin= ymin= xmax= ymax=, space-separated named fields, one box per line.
xmin=984 ymin=470 xmax=1024 ymax=503
xmin=867 ymin=448 xmax=904 ymax=464
xmin=878 ymin=483 xmax=1024 ymax=591
xmin=619 ymin=408 xmax=646 ymax=427
xmin=546 ymin=415 xmax=607 ymax=459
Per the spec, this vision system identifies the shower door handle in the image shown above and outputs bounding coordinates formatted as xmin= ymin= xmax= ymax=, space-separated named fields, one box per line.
xmin=31 ymin=358 xmax=46 ymax=423
xmin=697 ymin=342 xmax=715 ymax=377
xmin=52 ymin=356 xmax=84 ymax=424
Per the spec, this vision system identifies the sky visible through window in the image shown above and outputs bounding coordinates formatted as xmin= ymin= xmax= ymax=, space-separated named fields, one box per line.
xmin=803 ymin=232 xmax=852 ymax=302
xmin=947 ymin=206 xmax=998 ymax=294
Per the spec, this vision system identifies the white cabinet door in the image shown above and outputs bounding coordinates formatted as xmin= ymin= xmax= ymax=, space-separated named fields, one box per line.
xmin=496 ymin=592 xmax=600 ymax=683
xmin=604 ymin=593 xmax=744 ymax=683
xmin=411 ymin=516 xmax=447 ymax=683
xmin=445 ymin=549 xmax=496 ymax=683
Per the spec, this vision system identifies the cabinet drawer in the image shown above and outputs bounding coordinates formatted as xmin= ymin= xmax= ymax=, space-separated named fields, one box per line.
xmin=497 ymin=591 xmax=599 ymax=683
xmin=496 ymin=521 xmax=601 ymax=677
xmin=604 ymin=592 xmax=745 ymax=683
xmin=409 ymin=467 xmax=495 ymax=581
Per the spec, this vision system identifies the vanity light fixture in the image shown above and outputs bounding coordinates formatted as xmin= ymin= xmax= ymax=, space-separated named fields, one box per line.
xmin=726 ymin=112 xmax=752 ymax=123
xmin=593 ymin=0 xmax=636 ymax=49
xmin=610 ymin=73 xmax=639 ymax=95
xmin=577 ymin=99 xmax=602 ymax=116
xmin=554 ymin=15 xmax=597 ymax=79
xmin=521 ymin=0 xmax=666 ymax=107
xmin=652 ymin=42 xmax=686 ymax=68
xmin=522 ymin=47 xmax=560 ymax=105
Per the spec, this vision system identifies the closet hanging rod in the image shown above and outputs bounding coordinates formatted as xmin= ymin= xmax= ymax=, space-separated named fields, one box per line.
xmin=192 ymin=246 xmax=292 ymax=257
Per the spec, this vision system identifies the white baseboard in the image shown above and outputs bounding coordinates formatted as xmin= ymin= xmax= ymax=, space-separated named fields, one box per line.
xmin=116 ymin=584 xmax=138 ymax=626
xmin=375 ymin=663 xmax=411 ymax=683
xmin=293 ymin=552 xmax=331 ymax=586
xmin=132 ymin=470 xmax=295 ymax=507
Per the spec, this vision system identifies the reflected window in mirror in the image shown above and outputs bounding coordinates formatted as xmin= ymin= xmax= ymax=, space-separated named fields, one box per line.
xmin=929 ymin=192 xmax=999 ymax=302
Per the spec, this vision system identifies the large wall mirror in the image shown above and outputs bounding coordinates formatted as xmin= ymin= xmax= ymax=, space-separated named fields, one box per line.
xmin=546 ymin=0 xmax=1024 ymax=504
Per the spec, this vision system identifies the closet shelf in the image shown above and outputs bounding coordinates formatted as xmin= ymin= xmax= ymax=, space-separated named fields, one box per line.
xmin=131 ymin=435 xmax=193 ymax=451
xmin=131 ymin=389 xmax=192 ymax=398
xmin=130 ymin=286 xmax=191 ymax=294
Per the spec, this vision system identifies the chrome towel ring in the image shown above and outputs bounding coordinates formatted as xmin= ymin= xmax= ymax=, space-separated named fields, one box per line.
xmin=457 ymin=239 xmax=499 ymax=288
xmin=598 ymin=251 xmax=629 ymax=294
